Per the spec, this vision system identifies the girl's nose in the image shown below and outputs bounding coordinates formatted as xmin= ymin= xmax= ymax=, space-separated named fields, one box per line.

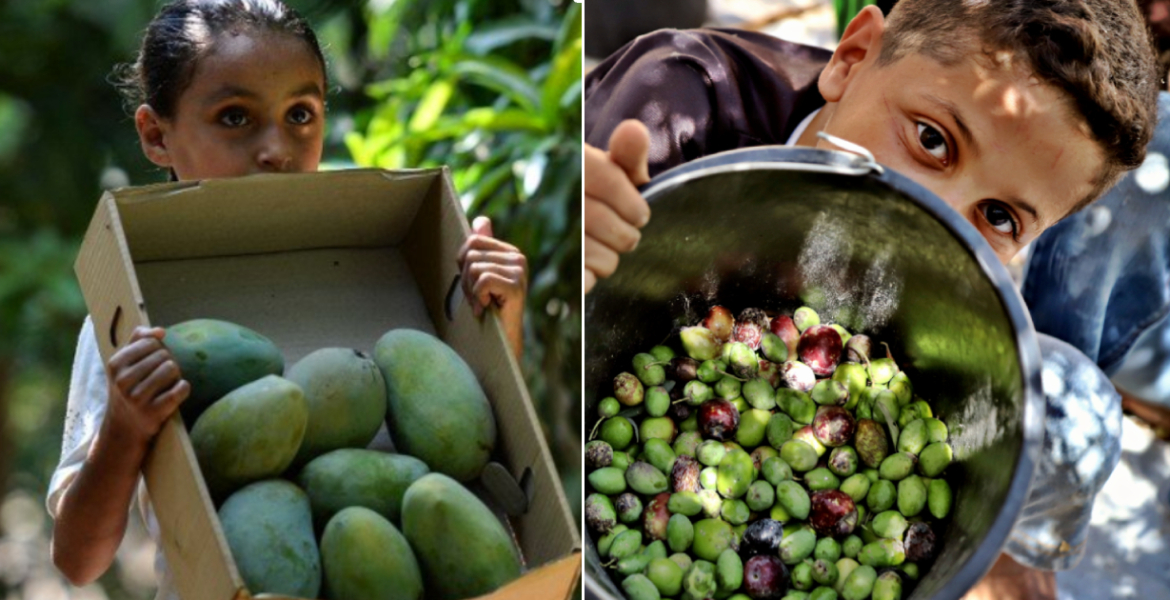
xmin=256 ymin=127 xmax=293 ymax=173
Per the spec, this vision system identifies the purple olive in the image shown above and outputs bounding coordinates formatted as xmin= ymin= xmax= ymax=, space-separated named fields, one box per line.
xmin=809 ymin=490 xmax=858 ymax=538
xmin=698 ymin=398 xmax=740 ymax=441
xmin=813 ymin=406 xmax=857 ymax=448
xmin=797 ymin=325 xmax=843 ymax=377
xmin=733 ymin=308 xmax=768 ymax=350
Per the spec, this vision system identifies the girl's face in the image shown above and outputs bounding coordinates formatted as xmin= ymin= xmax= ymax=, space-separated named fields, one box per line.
xmin=135 ymin=30 xmax=326 ymax=181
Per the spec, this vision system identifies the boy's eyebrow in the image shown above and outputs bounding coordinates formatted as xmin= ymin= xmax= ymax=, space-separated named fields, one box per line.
xmin=1004 ymin=194 xmax=1040 ymax=225
xmin=924 ymin=94 xmax=976 ymax=155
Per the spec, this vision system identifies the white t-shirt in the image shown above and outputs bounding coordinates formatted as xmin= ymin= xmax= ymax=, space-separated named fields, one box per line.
xmin=785 ymin=106 xmax=821 ymax=147
xmin=48 ymin=316 xmax=174 ymax=599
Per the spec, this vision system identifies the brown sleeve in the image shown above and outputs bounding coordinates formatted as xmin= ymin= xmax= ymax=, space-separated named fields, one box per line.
xmin=585 ymin=29 xmax=831 ymax=178
xmin=585 ymin=30 xmax=725 ymax=177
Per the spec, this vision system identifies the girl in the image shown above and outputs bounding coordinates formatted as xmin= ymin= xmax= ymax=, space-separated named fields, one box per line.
xmin=46 ymin=0 xmax=528 ymax=595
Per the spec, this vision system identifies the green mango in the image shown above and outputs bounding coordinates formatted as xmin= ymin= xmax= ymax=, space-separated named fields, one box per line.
xmin=321 ymin=506 xmax=423 ymax=600
xmin=401 ymin=473 xmax=521 ymax=599
xmin=218 ymin=480 xmax=320 ymax=598
xmin=165 ymin=319 xmax=284 ymax=424
xmin=286 ymin=348 xmax=386 ymax=466
xmin=374 ymin=329 xmax=495 ymax=481
xmin=191 ymin=375 xmax=307 ymax=499
xmin=299 ymin=448 xmax=429 ymax=527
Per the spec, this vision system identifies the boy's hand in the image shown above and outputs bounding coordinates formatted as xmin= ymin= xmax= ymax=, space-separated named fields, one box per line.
xmin=104 ymin=326 xmax=189 ymax=448
xmin=585 ymin=119 xmax=652 ymax=294
xmin=458 ymin=216 xmax=527 ymax=361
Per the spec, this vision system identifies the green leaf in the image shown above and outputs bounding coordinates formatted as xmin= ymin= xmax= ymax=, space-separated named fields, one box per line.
xmin=465 ymin=16 xmax=558 ymax=55
xmin=365 ymin=1 xmax=408 ymax=61
xmin=408 ymin=79 xmax=455 ymax=133
xmin=540 ymin=38 xmax=582 ymax=126
xmin=552 ymin=2 xmax=582 ymax=56
xmin=452 ymin=56 xmax=540 ymax=111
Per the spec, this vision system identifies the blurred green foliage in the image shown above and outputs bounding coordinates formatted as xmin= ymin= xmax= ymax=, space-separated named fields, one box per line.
xmin=0 ymin=1 xmax=580 ymax=598
xmin=344 ymin=0 xmax=582 ymax=488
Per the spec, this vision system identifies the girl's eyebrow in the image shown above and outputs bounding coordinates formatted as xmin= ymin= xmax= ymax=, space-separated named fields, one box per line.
xmin=288 ymin=82 xmax=324 ymax=99
xmin=203 ymin=84 xmax=258 ymax=106
xmin=202 ymin=82 xmax=323 ymax=106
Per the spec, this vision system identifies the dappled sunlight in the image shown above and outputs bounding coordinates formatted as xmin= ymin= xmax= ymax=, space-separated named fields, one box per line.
xmin=1056 ymin=417 xmax=1170 ymax=598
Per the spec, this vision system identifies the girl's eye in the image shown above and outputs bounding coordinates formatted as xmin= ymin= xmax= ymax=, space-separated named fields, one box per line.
xmin=980 ymin=202 xmax=1019 ymax=238
xmin=917 ymin=122 xmax=949 ymax=164
xmin=287 ymin=106 xmax=314 ymax=125
xmin=219 ymin=109 xmax=249 ymax=128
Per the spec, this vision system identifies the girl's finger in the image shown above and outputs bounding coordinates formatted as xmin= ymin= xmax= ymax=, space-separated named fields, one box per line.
xmin=108 ymin=336 xmax=165 ymax=374
xmin=111 ymin=347 xmax=169 ymax=397
xmin=128 ymin=358 xmax=183 ymax=406
xmin=585 ymin=195 xmax=642 ymax=253
xmin=458 ymin=233 xmax=521 ymax=263
xmin=466 ymin=263 xmax=526 ymax=294
xmin=150 ymin=379 xmax=190 ymax=420
xmin=584 ymin=270 xmax=598 ymax=295
xmin=470 ymin=271 xmax=521 ymax=311
xmin=472 ymin=216 xmax=494 ymax=238
xmin=461 ymin=249 xmax=527 ymax=270
xmin=584 ymin=235 xmax=621 ymax=279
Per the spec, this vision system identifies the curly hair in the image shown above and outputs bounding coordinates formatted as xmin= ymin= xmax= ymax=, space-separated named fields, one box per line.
xmin=879 ymin=0 xmax=1160 ymax=209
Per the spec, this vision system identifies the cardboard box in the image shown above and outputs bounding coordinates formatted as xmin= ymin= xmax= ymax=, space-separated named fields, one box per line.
xmin=74 ymin=168 xmax=581 ymax=600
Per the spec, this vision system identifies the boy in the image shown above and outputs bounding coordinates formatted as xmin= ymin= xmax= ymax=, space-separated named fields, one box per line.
xmin=584 ymin=1 xmax=1159 ymax=597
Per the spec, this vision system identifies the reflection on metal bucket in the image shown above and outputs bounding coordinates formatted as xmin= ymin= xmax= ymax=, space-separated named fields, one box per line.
xmin=584 ymin=146 xmax=1045 ymax=600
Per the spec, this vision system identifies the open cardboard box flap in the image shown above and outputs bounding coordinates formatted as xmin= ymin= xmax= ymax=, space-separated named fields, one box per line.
xmin=75 ymin=168 xmax=581 ymax=600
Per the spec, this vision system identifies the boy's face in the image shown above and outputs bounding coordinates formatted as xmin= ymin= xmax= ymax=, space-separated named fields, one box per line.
xmin=136 ymin=30 xmax=326 ymax=180
xmin=806 ymin=8 xmax=1106 ymax=264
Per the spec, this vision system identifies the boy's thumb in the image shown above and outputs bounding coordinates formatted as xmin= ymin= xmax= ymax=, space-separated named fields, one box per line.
xmin=472 ymin=215 xmax=493 ymax=237
xmin=608 ymin=120 xmax=651 ymax=186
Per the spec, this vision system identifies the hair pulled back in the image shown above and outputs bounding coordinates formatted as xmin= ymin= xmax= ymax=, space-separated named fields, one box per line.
xmin=116 ymin=0 xmax=326 ymax=118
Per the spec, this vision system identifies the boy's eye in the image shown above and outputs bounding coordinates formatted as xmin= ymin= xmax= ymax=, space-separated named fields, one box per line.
xmin=916 ymin=122 xmax=949 ymax=164
xmin=287 ymin=106 xmax=315 ymax=125
xmin=219 ymin=109 xmax=249 ymax=128
xmin=980 ymin=202 xmax=1019 ymax=238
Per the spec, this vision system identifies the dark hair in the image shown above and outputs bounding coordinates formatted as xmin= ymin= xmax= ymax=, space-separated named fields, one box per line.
xmin=115 ymin=0 xmax=327 ymax=119
xmin=879 ymin=0 xmax=1161 ymax=211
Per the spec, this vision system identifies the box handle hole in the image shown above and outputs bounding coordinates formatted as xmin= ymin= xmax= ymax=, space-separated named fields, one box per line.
xmin=109 ymin=305 xmax=123 ymax=347
xmin=482 ymin=462 xmax=532 ymax=517
xmin=445 ymin=274 xmax=462 ymax=321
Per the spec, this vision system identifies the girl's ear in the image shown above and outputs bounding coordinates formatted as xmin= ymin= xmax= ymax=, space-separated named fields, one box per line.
xmin=135 ymin=104 xmax=173 ymax=168
xmin=819 ymin=5 xmax=886 ymax=103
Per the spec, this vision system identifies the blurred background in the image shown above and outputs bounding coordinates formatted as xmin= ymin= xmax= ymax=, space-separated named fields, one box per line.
xmin=0 ymin=1 xmax=580 ymax=598
xmin=584 ymin=1 xmax=1170 ymax=599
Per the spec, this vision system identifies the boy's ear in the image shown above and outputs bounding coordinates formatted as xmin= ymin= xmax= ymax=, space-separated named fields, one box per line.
xmin=135 ymin=104 xmax=173 ymax=168
xmin=819 ymin=5 xmax=886 ymax=103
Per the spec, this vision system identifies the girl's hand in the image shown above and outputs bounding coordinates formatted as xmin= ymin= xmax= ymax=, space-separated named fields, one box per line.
xmin=458 ymin=216 xmax=527 ymax=361
xmin=104 ymin=326 xmax=189 ymax=448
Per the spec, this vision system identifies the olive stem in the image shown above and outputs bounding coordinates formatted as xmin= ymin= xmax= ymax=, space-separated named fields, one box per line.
xmin=588 ymin=417 xmax=606 ymax=441
xmin=717 ymin=369 xmax=747 ymax=382
xmin=881 ymin=341 xmax=899 ymax=372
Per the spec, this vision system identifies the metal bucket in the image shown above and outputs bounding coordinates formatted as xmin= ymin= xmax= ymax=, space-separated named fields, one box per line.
xmin=583 ymin=146 xmax=1044 ymax=599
